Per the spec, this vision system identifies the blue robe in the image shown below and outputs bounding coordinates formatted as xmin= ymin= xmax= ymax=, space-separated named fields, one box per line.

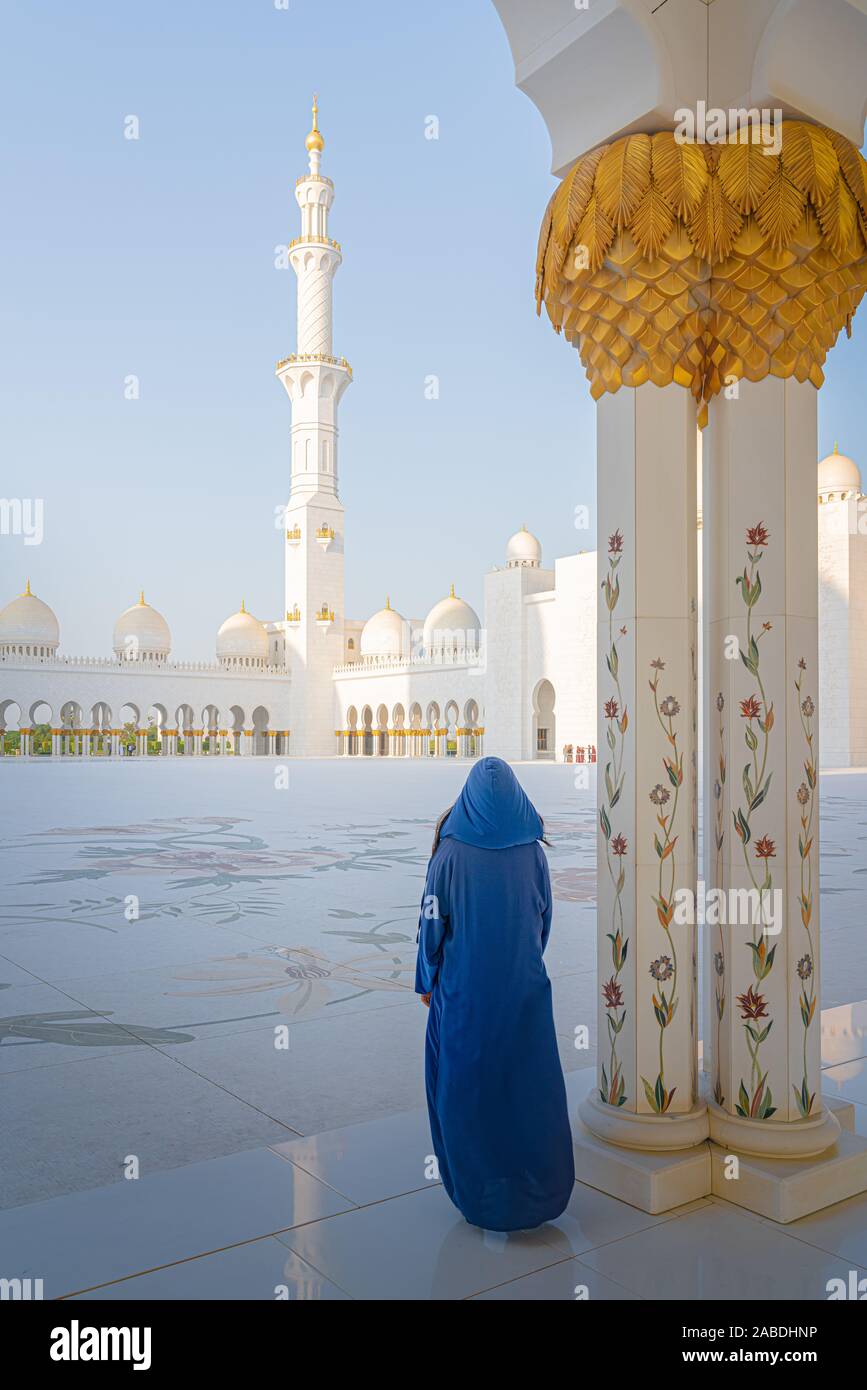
xmin=415 ymin=757 xmax=574 ymax=1231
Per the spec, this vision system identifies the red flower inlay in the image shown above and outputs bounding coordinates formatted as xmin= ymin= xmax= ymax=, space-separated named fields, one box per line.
xmin=602 ymin=977 xmax=624 ymax=1009
xmin=737 ymin=986 xmax=768 ymax=1020
xmin=746 ymin=522 xmax=770 ymax=548
xmin=740 ymin=695 xmax=761 ymax=720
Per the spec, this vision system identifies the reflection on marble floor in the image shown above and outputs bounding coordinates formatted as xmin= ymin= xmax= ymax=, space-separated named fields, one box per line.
xmin=1 ymin=1079 xmax=866 ymax=1301
xmin=0 ymin=760 xmax=598 ymax=1208
xmin=1 ymin=761 xmax=867 ymax=1297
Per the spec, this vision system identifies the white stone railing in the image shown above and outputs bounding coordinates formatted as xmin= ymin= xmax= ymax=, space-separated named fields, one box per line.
xmin=333 ymin=649 xmax=485 ymax=676
xmin=0 ymin=653 xmax=289 ymax=677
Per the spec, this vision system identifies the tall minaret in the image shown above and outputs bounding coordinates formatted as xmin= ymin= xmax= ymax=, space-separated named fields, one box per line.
xmin=276 ymin=98 xmax=352 ymax=756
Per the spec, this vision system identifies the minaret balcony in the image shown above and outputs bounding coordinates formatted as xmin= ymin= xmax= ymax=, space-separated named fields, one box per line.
xmin=295 ymin=173 xmax=333 ymax=191
xmin=287 ymin=235 xmax=342 ymax=252
xmin=276 ymin=352 xmax=352 ymax=380
xmin=316 ymin=525 xmax=335 ymax=551
xmin=286 ymin=525 xmax=302 ymax=546
xmin=285 ymin=605 xmax=301 ymax=627
xmin=315 ymin=604 xmax=335 ymax=630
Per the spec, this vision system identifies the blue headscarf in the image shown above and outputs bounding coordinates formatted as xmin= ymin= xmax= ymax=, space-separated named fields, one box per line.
xmin=440 ymin=757 xmax=543 ymax=850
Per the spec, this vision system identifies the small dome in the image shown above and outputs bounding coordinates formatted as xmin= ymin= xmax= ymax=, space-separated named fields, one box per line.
xmin=360 ymin=598 xmax=407 ymax=659
xmin=216 ymin=602 xmax=269 ymax=666
xmin=818 ymin=444 xmax=861 ymax=497
xmin=423 ymin=585 xmax=481 ymax=654
xmin=0 ymin=581 xmax=60 ymax=652
xmin=113 ymin=593 xmax=171 ymax=661
xmin=506 ymin=524 xmax=542 ymax=568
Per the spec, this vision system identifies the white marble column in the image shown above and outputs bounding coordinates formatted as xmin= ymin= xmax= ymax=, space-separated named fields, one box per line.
xmin=580 ymin=383 xmax=704 ymax=1150
xmin=703 ymin=377 xmax=839 ymax=1156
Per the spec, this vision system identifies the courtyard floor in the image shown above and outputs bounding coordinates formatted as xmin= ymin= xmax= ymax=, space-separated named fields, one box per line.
xmin=1 ymin=758 xmax=866 ymax=1299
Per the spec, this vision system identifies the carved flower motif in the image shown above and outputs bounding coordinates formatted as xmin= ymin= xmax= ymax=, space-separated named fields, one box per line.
xmin=801 ymin=696 xmax=815 ymax=718
xmin=659 ymin=696 xmax=680 ymax=718
xmin=604 ymin=698 xmax=619 ymax=719
xmin=610 ymin=833 xmax=628 ymax=857
xmin=754 ymin=835 xmax=776 ymax=860
xmin=649 ymin=783 xmax=670 ymax=806
xmin=797 ymin=954 xmax=814 ymax=981
xmin=608 ymin=529 xmax=624 ymax=555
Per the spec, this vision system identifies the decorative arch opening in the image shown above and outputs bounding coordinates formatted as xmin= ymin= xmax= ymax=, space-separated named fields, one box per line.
xmin=376 ymin=703 xmax=389 ymax=757
xmin=444 ymin=700 xmax=459 ymax=757
xmin=426 ymin=701 xmax=440 ymax=758
xmin=119 ymin=702 xmax=141 ymax=755
xmin=532 ymin=678 xmax=556 ymax=760
xmin=202 ymin=705 xmax=222 ymax=755
xmin=0 ymin=699 xmax=22 ymax=756
xmin=252 ymin=705 xmax=270 ymax=756
xmin=392 ymin=702 xmax=406 ymax=757
xmin=346 ymin=704 xmax=358 ymax=756
xmin=361 ymin=705 xmax=374 ymax=757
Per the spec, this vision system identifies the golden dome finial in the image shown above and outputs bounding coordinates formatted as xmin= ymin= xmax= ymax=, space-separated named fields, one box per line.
xmin=385 ymin=595 xmax=390 ymax=609
xmin=138 ymin=590 xmax=145 ymax=605
xmin=241 ymin=598 xmax=246 ymax=613
xmin=305 ymin=94 xmax=324 ymax=155
xmin=834 ymin=441 xmax=839 ymax=454
xmin=449 ymin=583 xmax=455 ymax=598
xmin=24 ymin=578 xmax=31 ymax=596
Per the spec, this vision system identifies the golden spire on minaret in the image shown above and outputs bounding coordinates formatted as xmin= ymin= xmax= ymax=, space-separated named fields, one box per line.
xmin=305 ymin=94 xmax=324 ymax=155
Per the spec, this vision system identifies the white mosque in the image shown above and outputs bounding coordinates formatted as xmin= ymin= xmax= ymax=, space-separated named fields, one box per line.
xmin=0 ymin=107 xmax=863 ymax=767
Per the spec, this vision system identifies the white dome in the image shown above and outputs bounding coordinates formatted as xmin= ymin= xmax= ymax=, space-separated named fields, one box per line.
xmin=216 ymin=603 xmax=269 ymax=666
xmin=360 ymin=599 xmax=407 ymax=659
xmin=818 ymin=444 xmax=861 ymax=497
xmin=0 ymin=581 xmax=59 ymax=651
xmin=113 ymin=593 xmax=171 ymax=661
xmin=423 ymin=585 xmax=481 ymax=653
xmin=506 ymin=525 xmax=541 ymax=567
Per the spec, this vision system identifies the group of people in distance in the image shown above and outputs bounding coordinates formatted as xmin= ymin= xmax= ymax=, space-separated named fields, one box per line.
xmin=562 ymin=744 xmax=596 ymax=763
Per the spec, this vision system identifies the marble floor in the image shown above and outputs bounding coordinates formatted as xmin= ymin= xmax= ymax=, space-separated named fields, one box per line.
xmin=1 ymin=758 xmax=866 ymax=1299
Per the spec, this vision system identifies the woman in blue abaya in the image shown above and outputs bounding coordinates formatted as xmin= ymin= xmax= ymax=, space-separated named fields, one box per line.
xmin=415 ymin=756 xmax=574 ymax=1232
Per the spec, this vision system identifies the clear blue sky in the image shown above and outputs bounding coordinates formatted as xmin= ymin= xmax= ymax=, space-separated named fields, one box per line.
xmin=2 ymin=1 xmax=864 ymax=659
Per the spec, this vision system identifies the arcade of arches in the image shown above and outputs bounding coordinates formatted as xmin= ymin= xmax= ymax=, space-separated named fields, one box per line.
xmin=337 ymin=700 xmax=484 ymax=758
xmin=0 ymin=699 xmax=289 ymax=757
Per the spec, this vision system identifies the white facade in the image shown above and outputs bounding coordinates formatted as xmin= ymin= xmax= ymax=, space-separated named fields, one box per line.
xmin=1 ymin=110 xmax=862 ymax=770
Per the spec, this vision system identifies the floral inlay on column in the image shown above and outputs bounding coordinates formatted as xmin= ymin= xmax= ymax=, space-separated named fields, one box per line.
xmin=599 ymin=528 xmax=628 ymax=1108
xmin=644 ymin=659 xmax=682 ymax=1114
xmin=713 ymin=690 xmax=727 ymax=1107
xmin=794 ymin=658 xmax=817 ymax=1118
xmin=733 ymin=522 xmax=777 ymax=1121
